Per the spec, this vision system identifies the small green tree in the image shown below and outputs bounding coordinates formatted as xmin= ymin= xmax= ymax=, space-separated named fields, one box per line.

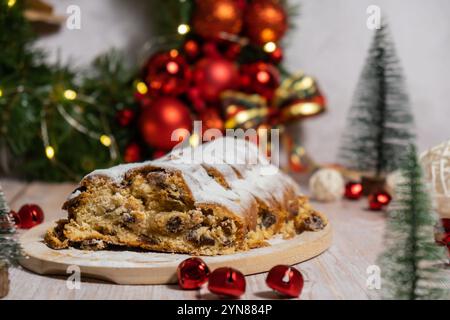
xmin=339 ymin=22 xmax=415 ymax=177
xmin=0 ymin=185 xmax=22 ymax=268
xmin=378 ymin=145 xmax=449 ymax=300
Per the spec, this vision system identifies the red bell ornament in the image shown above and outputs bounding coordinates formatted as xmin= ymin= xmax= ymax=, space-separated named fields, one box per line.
xmin=139 ymin=97 xmax=193 ymax=150
xmin=368 ymin=191 xmax=392 ymax=211
xmin=208 ymin=267 xmax=246 ymax=298
xmin=266 ymin=265 xmax=304 ymax=298
xmin=17 ymin=204 xmax=44 ymax=229
xmin=177 ymin=257 xmax=210 ymax=290
xmin=344 ymin=182 xmax=363 ymax=200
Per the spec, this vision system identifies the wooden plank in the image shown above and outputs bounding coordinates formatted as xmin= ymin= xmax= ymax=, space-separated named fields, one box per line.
xmin=3 ymin=181 xmax=391 ymax=300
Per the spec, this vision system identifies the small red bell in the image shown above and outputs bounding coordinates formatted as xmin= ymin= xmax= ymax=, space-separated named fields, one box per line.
xmin=208 ymin=267 xmax=246 ymax=298
xmin=368 ymin=191 xmax=392 ymax=211
xmin=177 ymin=257 xmax=210 ymax=290
xmin=344 ymin=182 xmax=363 ymax=200
xmin=266 ymin=265 xmax=304 ymax=298
xmin=17 ymin=204 xmax=44 ymax=229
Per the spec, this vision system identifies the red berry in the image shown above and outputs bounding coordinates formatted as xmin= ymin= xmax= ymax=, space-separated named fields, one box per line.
xmin=177 ymin=258 xmax=210 ymax=290
xmin=266 ymin=265 xmax=304 ymax=298
xmin=17 ymin=204 xmax=44 ymax=229
xmin=344 ymin=182 xmax=363 ymax=200
xmin=208 ymin=267 xmax=246 ymax=298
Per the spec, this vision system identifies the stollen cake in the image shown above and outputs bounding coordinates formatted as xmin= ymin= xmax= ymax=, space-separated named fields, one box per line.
xmin=45 ymin=137 xmax=327 ymax=255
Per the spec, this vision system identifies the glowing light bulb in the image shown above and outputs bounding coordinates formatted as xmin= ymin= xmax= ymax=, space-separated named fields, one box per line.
xmin=189 ymin=133 xmax=200 ymax=147
xmin=177 ymin=24 xmax=190 ymax=35
xmin=0 ymin=89 xmax=3 ymax=97
xmin=136 ymin=81 xmax=148 ymax=95
xmin=45 ymin=146 xmax=55 ymax=159
xmin=263 ymin=42 xmax=277 ymax=53
xmin=8 ymin=0 xmax=16 ymax=7
xmin=100 ymin=135 xmax=112 ymax=147
xmin=63 ymin=89 xmax=77 ymax=100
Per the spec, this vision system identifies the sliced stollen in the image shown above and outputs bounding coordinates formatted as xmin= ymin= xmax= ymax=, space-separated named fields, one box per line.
xmin=45 ymin=137 xmax=327 ymax=255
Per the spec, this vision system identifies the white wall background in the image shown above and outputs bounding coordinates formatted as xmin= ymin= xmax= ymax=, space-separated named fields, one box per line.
xmin=37 ymin=0 xmax=450 ymax=164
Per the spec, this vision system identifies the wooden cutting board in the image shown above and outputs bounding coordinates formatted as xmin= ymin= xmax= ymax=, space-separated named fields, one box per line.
xmin=19 ymin=222 xmax=332 ymax=285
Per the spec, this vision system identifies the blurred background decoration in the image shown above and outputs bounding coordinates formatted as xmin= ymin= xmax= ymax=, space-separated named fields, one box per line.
xmin=0 ymin=0 xmax=326 ymax=181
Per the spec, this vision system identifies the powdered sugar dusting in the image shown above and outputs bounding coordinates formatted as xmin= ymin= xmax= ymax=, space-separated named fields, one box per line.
xmin=83 ymin=137 xmax=302 ymax=217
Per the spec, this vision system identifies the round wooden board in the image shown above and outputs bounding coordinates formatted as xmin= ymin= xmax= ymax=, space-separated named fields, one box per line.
xmin=19 ymin=222 xmax=332 ymax=285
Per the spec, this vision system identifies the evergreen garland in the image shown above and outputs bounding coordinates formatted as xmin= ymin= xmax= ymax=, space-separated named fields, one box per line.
xmin=378 ymin=145 xmax=449 ymax=300
xmin=339 ymin=22 xmax=415 ymax=177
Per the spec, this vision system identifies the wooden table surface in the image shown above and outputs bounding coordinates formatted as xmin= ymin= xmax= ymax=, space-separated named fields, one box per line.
xmin=1 ymin=178 xmax=446 ymax=300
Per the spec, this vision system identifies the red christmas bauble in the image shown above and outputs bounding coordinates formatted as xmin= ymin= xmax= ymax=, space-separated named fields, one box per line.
xmin=266 ymin=265 xmax=304 ymax=298
xmin=116 ymin=109 xmax=135 ymax=127
xmin=344 ymin=182 xmax=363 ymax=200
xmin=244 ymin=0 xmax=288 ymax=45
xmin=145 ymin=50 xmax=190 ymax=97
xmin=192 ymin=0 xmax=243 ymax=40
xmin=183 ymin=39 xmax=201 ymax=60
xmin=124 ymin=143 xmax=141 ymax=163
xmin=208 ymin=267 xmax=246 ymax=298
xmin=193 ymin=57 xmax=239 ymax=102
xmin=17 ymin=204 xmax=44 ymax=229
xmin=140 ymin=97 xmax=193 ymax=150
xmin=368 ymin=191 xmax=392 ymax=211
xmin=177 ymin=257 xmax=210 ymax=290
xmin=240 ymin=62 xmax=280 ymax=101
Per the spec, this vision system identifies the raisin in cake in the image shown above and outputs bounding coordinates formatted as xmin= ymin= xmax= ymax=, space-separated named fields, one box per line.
xmin=45 ymin=137 xmax=327 ymax=255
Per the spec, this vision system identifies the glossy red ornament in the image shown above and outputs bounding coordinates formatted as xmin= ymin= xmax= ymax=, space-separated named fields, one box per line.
xmin=177 ymin=257 xmax=210 ymax=290
xmin=192 ymin=0 xmax=243 ymax=40
xmin=244 ymin=0 xmax=288 ymax=45
xmin=140 ymin=97 xmax=193 ymax=150
xmin=9 ymin=210 xmax=21 ymax=227
xmin=208 ymin=267 xmax=246 ymax=297
xmin=240 ymin=62 xmax=280 ymax=101
xmin=266 ymin=265 xmax=304 ymax=298
xmin=269 ymin=47 xmax=283 ymax=64
xmin=17 ymin=204 xmax=44 ymax=229
xmin=124 ymin=143 xmax=141 ymax=163
xmin=193 ymin=57 xmax=239 ymax=102
xmin=344 ymin=182 xmax=363 ymax=200
xmin=368 ymin=191 xmax=392 ymax=211
xmin=145 ymin=50 xmax=190 ymax=97
xmin=116 ymin=109 xmax=135 ymax=127
xmin=183 ymin=39 xmax=200 ymax=60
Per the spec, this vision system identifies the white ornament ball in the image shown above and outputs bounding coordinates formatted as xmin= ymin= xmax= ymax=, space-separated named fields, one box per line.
xmin=309 ymin=168 xmax=345 ymax=202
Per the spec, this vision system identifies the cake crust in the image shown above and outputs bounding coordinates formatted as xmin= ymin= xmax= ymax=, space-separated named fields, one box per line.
xmin=45 ymin=138 xmax=327 ymax=255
